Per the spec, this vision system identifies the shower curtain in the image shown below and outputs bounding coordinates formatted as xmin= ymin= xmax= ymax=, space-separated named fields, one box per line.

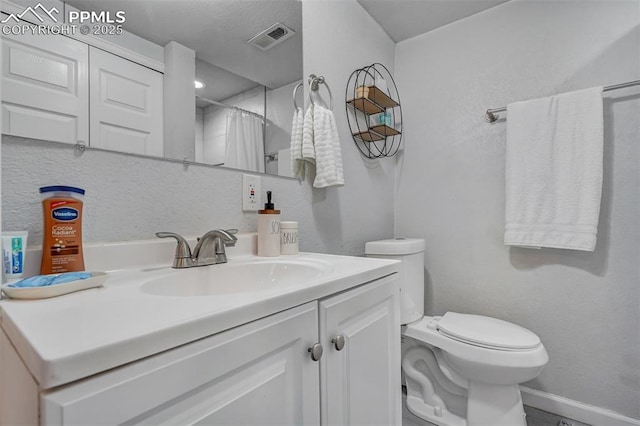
xmin=224 ymin=110 xmax=265 ymax=173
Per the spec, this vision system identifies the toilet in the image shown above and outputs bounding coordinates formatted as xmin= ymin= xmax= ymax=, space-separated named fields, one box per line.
xmin=365 ymin=238 xmax=548 ymax=426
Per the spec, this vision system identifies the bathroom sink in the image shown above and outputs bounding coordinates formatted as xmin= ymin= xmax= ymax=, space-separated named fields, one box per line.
xmin=140 ymin=258 xmax=332 ymax=297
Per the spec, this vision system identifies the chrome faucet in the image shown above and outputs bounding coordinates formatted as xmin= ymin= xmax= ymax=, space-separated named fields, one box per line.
xmin=156 ymin=229 xmax=238 ymax=268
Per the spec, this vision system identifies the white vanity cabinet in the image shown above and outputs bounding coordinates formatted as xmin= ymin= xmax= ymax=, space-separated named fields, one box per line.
xmin=320 ymin=275 xmax=401 ymax=425
xmin=39 ymin=274 xmax=400 ymax=425
xmin=1 ymin=32 xmax=163 ymax=155
xmin=41 ymin=302 xmax=322 ymax=425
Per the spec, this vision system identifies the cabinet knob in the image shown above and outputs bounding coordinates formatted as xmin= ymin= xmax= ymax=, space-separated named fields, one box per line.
xmin=332 ymin=334 xmax=346 ymax=351
xmin=308 ymin=343 xmax=323 ymax=361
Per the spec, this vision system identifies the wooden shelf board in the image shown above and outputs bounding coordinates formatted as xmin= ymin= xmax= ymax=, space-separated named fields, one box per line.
xmin=370 ymin=125 xmax=401 ymax=136
xmin=352 ymin=130 xmax=385 ymax=142
xmin=347 ymin=98 xmax=384 ymax=115
xmin=347 ymin=85 xmax=399 ymax=115
xmin=366 ymin=86 xmax=399 ymax=108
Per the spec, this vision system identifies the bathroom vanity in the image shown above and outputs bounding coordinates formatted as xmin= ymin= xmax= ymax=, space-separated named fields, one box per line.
xmin=0 ymin=236 xmax=401 ymax=425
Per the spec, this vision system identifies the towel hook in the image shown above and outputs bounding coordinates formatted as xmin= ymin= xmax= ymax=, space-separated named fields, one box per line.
xmin=292 ymin=82 xmax=304 ymax=110
xmin=308 ymin=74 xmax=333 ymax=110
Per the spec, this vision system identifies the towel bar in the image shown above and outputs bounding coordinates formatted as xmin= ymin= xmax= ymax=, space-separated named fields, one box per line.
xmin=292 ymin=82 xmax=304 ymax=110
xmin=485 ymin=79 xmax=640 ymax=123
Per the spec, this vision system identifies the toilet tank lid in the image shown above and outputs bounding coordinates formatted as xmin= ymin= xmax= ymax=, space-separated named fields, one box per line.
xmin=365 ymin=238 xmax=426 ymax=255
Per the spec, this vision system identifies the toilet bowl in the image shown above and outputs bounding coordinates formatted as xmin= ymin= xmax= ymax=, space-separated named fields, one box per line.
xmin=365 ymin=238 xmax=548 ymax=426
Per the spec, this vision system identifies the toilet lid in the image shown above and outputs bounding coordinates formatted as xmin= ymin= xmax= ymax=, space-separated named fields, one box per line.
xmin=436 ymin=312 xmax=541 ymax=351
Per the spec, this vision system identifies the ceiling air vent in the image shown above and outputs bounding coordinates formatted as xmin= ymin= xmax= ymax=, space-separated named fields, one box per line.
xmin=248 ymin=22 xmax=296 ymax=51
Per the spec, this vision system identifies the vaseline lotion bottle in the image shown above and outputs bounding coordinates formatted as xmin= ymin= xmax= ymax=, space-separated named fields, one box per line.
xmin=40 ymin=186 xmax=86 ymax=274
xmin=258 ymin=191 xmax=280 ymax=257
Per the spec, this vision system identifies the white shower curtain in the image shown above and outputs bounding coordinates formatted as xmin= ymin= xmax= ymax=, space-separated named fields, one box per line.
xmin=224 ymin=110 xmax=265 ymax=173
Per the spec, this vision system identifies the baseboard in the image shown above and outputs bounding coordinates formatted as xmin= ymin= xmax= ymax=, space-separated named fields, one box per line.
xmin=520 ymin=386 xmax=640 ymax=426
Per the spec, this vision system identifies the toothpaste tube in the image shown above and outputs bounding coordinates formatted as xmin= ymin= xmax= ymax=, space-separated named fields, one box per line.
xmin=2 ymin=231 xmax=28 ymax=282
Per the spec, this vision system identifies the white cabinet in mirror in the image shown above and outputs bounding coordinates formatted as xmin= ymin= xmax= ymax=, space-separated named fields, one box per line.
xmin=1 ymin=0 xmax=301 ymax=179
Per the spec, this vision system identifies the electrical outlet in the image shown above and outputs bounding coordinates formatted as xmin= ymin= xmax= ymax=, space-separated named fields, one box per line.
xmin=242 ymin=174 xmax=261 ymax=211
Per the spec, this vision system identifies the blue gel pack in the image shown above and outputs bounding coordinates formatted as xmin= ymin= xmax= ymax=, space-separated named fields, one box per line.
xmin=8 ymin=272 xmax=92 ymax=288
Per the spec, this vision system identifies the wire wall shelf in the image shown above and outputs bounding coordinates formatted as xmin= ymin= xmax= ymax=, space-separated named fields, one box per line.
xmin=345 ymin=63 xmax=402 ymax=159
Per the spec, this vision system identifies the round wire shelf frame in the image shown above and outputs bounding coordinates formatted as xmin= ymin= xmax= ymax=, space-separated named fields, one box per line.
xmin=345 ymin=63 xmax=403 ymax=159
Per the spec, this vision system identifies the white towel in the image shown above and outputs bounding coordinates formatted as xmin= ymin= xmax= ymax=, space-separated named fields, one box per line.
xmin=290 ymin=107 xmax=305 ymax=178
xmin=504 ymin=86 xmax=604 ymax=251
xmin=301 ymin=105 xmax=316 ymax=166
xmin=307 ymin=104 xmax=344 ymax=188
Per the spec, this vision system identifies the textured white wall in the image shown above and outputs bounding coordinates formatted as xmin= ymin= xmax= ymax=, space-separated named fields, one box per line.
xmin=1 ymin=0 xmax=395 ymax=258
xmin=395 ymin=0 xmax=639 ymax=419
xmin=2 ymin=136 xmax=326 ymax=250
xmin=302 ymin=0 xmax=397 ymax=255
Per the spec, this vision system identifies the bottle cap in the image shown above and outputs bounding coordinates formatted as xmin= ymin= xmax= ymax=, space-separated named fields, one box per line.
xmin=39 ymin=186 xmax=85 ymax=195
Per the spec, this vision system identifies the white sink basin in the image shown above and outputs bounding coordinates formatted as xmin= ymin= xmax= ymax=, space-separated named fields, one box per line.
xmin=141 ymin=258 xmax=333 ymax=296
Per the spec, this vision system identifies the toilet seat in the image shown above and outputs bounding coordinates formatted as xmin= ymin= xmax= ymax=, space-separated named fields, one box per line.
xmin=436 ymin=312 xmax=541 ymax=351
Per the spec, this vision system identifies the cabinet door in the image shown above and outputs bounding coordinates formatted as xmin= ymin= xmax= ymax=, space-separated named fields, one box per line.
xmin=1 ymin=33 xmax=88 ymax=144
xmin=89 ymin=47 xmax=163 ymax=156
xmin=42 ymin=302 xmax=320 ymax=425
xmin=319 ymin=275 xmax=401 ymax=426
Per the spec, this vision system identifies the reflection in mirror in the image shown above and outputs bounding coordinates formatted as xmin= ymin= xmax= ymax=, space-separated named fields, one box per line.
xmin=3 ymin=0 xmax=302 ymax=178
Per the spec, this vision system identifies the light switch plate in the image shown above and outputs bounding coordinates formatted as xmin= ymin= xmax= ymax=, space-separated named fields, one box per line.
xmin=242 ymin=174 xmax=261 ymax=211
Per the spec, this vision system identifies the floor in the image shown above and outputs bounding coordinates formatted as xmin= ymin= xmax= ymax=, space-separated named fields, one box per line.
xmin=402 ymin=404 xmax=592 ymax=426
xmin=524 ymin=406 xmax=591 ymax=426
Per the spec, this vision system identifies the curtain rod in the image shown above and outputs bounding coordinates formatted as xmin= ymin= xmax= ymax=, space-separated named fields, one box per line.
xmin=196 ymin=96 xmax=265 ymax=122
xmin=485 ymin=79 xmax=640 ymax=123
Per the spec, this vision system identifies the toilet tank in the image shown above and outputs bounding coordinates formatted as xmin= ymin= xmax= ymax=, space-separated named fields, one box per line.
xmin=365 ymin=238 xmax=425 ymax=325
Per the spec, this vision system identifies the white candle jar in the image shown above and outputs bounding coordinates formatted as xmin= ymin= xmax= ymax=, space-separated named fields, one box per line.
xmin=280 ymin=221 xmax=299 ymax=255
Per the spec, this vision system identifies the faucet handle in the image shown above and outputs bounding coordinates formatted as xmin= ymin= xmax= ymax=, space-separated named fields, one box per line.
xmin=155 ymin=232 xmax=192 ymax=259
xmin=222 ymin=229 xmax=238 ymax=246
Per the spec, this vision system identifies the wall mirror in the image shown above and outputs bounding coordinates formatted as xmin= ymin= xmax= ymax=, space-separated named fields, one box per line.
xmin=1 ymin=0 xmax=302 ymax=178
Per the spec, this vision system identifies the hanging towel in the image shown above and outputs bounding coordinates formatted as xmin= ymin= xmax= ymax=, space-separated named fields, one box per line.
xmin=310 ymin=104 xmax=344 ymax=188
xmin=301 ymin=105 xmax=316 ymax=167
xmin=504 ymin=86 xmax=604 ymax=251
xmin=290 ymin=107 xmax=305 ymax=178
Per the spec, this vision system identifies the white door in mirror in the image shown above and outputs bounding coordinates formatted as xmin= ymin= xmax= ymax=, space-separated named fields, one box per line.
xmin=89 ymin=48 xmax=164 ymax=156
xmin=1 ymin=33 xmax=88 ymax=144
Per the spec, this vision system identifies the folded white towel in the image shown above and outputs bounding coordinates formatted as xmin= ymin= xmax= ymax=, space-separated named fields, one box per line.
xmin=505 ymin=86 xmax=604 ymax=251
xmin=290 ymin=107 xmax=305 ymax=178
xmin=310 ymin=104 xmax=344 ymax=188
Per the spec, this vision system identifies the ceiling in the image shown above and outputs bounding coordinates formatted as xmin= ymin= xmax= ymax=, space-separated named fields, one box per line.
xmin=65 ymin=1 xmax=507 ymax=101
xmin=357 ymin=0 xmax=510 ymax=42
xmin=65 ymin=0 xmax=302 ymax=101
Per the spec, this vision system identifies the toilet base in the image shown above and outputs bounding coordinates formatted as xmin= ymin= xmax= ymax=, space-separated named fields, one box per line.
xmin=404 ymin=382 xmax=526 ymax=426
xmin=466 ymin=382 xmax=526 ymax=426
xmin=402 ymin=337 xmax=529 ymax=426
xmin=406 ymin=394 xmax=466 ymax=426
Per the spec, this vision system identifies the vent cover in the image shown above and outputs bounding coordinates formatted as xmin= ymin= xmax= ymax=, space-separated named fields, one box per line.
xmin=248 ymin=22 xmax=296 ymax=51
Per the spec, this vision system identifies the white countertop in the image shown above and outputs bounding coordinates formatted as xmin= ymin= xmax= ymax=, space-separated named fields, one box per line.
xmin=0 ymin=243 xmax=399 ymax=389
